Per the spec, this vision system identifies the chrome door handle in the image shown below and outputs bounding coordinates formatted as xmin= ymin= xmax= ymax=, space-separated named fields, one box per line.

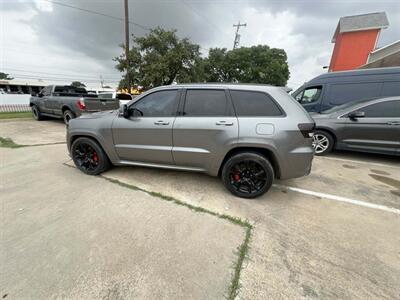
xmin=387 ymin=121 xmax=400 ymax=125
xmin=154 ymin=120 xmax=169 ymax=125
xmin=216 ymin=121 xmax=234 ymax=126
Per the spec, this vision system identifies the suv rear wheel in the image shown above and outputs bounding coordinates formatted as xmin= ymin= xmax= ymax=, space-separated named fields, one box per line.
xmin=31 ymin=105 xmax=44 ymax=121
xmin=63 ymin=110 xmax=75 ymax=125
xmin=71 ymin=137 xmax=111 ymax=175
xmin=221 ymin=152 xmax=274 ymax=198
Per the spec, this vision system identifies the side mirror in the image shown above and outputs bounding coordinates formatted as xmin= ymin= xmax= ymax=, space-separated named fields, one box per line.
xmin=348 ymin=111 xmax=365 ymax=120
xmin=122 ymin=104 xmax=130 ymax=118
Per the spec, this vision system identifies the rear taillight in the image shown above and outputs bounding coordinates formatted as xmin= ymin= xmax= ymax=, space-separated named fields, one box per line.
xmin=76 ymin=98 xmax=86 ymax=110
xmin=298 ymin=123 xmax=315 ymax=138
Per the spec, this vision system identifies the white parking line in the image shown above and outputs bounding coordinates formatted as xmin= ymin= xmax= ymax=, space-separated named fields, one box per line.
xmin=273 ymin=184 xmax=400 ymax=215
xmin=318 ymin=156 xmax=399 ymax=169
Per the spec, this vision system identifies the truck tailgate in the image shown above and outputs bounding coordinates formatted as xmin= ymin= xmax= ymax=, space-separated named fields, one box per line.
xmin=83 ymin=97 xmax=120 ymax=112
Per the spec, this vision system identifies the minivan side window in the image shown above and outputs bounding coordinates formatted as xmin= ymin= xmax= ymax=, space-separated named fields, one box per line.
xmin=295 ymin=86 xmax=322 ymax=104
xmin=230 ymin=90 xmax=283 ymax=116
xmin=355 ymin=100 xmax=400 ymax=118
xmin=184 ymin=89 xmax=229 ymax=116
xmin=133 ymin=90 xmax=178 ymax=117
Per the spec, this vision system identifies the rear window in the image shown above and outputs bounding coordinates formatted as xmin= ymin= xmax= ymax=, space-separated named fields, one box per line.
xmin=230 ymin=90 xmax=283 ymax=116
xmin=117 ymin=93 xmax=132 ymax=100
xmin=54 ymin=86 xmax=87 ymax=94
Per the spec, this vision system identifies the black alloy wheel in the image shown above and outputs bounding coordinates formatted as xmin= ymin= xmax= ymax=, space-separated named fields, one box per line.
xmin=222 ymin=152 xmax=274 ymax=198
xmin=71 ymin=137 xmax=110 ymax=175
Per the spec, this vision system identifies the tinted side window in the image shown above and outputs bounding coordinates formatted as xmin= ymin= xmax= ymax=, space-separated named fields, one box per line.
xmin=133 ymin=90 xmax=178 ymax=117
xmin=358 ymin=100 xmax=400 ymax=118
xmin=184 ymin=89 xmax=228 ymax=116
xmin=328 ymin=82 xmax=382 ymax=105
xmin=230 ymin=90 xmax=282 ymax=116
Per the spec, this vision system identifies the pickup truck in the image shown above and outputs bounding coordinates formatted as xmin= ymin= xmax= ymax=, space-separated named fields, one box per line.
xmin=30 ymin=85 xmax=120 ymax=124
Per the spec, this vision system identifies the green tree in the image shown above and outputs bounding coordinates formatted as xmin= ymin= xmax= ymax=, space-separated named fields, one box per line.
xmin=204 ymin=45 xmax=289 ymax=86
xmin=0 ymin=72 xmax=13 ymax=80
xmin=71 ymin=81 xmax=86 ymax=88
xmin=115 ymin=27 xmax=202 ymax=90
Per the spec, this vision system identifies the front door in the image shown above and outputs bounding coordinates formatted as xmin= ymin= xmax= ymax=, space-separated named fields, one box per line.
xmin=172 ymin=89 xmax=238 ymax=169
xmin=112 ymin=89 xmax=180 ymax=165
xmin=342 ymin=100 xmax=400 ymax=155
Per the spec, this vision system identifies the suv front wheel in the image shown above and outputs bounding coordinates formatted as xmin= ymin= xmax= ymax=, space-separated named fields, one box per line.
xmin=71 ymin=137 xmax=111 ymax=175
xmin=221 ymin=152 xmax=274 ymax=198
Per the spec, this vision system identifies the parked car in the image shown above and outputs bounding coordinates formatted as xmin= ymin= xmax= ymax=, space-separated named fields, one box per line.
xmin=67 ymin=84 xmax=315 ymax=198
xmin=292 ymin=67 xmax=400 ymax=112
xmin=98 ymin=92 xmax=136 ymax=105
xmin=30 ymin=85 xmax=120 ymax=124
xmin=311 ymin=97 xmax=400 ymax=156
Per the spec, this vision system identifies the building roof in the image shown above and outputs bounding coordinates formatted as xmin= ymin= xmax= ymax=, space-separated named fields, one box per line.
xmin=332 ymin=12 xmax=389 ymax=42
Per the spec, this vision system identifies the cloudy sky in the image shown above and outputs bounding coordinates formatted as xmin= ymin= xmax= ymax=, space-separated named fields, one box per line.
xmin=1 ymin=0 xmax=399 ymax=89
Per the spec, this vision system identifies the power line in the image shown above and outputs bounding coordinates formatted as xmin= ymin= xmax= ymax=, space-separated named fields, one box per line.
xmin=44 ymin=0 xmax=151 ymax=32
xmin=2 ymin=68 xmax=121 ymax=80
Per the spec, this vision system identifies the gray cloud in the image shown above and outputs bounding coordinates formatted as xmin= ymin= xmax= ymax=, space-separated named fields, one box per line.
xmin=2 ymin=0 xmax=400 ymax=88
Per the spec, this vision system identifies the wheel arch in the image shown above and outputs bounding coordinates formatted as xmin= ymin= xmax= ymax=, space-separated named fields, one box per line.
xmin=69 ymin=133 xmax=115 ymax=163
xmin=62 ymin=105 xmax=74 ymax=114
xmin=218 ymin=146 xmax=281 ymax=179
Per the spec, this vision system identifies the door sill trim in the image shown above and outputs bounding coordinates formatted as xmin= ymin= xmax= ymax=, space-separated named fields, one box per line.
xmin=117 ymin=160 xmax=206 ymax=172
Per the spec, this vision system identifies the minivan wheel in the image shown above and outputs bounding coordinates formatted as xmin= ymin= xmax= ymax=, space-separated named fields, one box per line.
xmin=222 ymin=152 xmax=274 ymax=199
xmin=31 ymin=105 xmax=44 ymax=121
xmin=312 ymin=130 xmax=334 ymax=155
xmin=63 ymin=110 xmax=75 ymax=125
xmin=71 ymin=137 xmax=111 ymax=175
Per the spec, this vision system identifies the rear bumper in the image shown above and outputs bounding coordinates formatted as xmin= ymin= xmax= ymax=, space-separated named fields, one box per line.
xmin=278 ymin=147 xmax=314 ymax=180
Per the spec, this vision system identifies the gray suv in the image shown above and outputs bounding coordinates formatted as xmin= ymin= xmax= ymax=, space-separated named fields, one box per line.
xmin=67 ymin=84 xmax=315 ymax=198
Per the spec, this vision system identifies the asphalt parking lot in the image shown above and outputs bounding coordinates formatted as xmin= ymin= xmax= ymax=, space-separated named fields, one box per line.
xmin=1 ymin=119 xmax=399 ymax=299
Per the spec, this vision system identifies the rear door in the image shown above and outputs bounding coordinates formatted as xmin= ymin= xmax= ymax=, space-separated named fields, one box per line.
xmin=342 ymin=100 xmax=400 ymax=155
xmin=112 ymin=89 xmax=180 ymax=165
xmin=172 ymin=88 xmax=238 ymax=169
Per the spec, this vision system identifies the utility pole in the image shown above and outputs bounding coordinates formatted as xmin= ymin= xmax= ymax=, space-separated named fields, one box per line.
xmin=124 ymin=0 xmax=130 ymax=92
xmin=233 ymin=21 xmax=247 ymax=49
xmin=233 ymin=21 xmax=246 ymax=49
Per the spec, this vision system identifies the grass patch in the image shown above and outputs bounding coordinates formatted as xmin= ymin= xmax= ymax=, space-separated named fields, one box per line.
xmin=0 ymin=137 xmax=25 ymax=148
xmin=0 ymin=112 xmax=32 ymax=120
xmin=0 ymin=137 xmax=65 ymax=149
xmin=100 ymin=175 xmax=252 ymax=299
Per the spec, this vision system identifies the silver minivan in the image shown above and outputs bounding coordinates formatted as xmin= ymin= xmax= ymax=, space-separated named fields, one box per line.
xmin=67 ymin=84 xmax=315 ymax=198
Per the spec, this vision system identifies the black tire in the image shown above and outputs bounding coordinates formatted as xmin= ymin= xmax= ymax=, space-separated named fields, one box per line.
xmin=312 ymin=130 xmax=334 ymax=156
xmin=63 ymin=110 xmax=75 ymax=125
xmin=221 ymin=152 xmax=274 ymax=199
xmin=31 ymin=105 xmax=44 ymax=121
xmin=71 ymin=137 xmax=111 ymax=175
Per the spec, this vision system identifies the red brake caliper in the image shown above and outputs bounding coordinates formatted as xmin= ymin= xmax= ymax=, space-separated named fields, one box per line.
xmin=93 ymin=152 xmax=99 ymax=163
xmin=233 ymin=173 xmax=241 ymax=182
